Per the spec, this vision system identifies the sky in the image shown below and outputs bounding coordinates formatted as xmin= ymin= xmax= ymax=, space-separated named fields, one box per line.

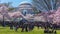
xmin=0 ymin=0 xmax=32 ymax=7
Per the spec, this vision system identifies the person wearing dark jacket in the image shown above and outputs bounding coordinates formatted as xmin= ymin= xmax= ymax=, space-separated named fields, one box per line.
xmin=21 ymin=18 xmax=28 ymax=32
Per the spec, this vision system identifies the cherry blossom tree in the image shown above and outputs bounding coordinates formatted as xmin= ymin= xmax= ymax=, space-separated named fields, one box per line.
xmin=52 ymin=7 xmax=60 ymax=25
xmin=0 ymin=4 xmax=11 ymax=20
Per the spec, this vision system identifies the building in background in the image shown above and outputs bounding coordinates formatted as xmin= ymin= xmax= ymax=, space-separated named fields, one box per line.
xmin=18 ymin=1 xmax=34 ymax=16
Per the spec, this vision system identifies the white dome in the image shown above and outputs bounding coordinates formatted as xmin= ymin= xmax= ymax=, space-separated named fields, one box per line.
xmin=20 ymin=1 xmax=32 ymax=5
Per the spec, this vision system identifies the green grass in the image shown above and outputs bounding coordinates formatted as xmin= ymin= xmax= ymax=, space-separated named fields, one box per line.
xmin=0 ymin=27 xmax=60 ymax=34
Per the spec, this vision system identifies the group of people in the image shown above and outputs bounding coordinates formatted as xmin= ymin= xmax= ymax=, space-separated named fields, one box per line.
xmin=0 ymin=18 xmax=60 ymax=34
xmin=0 ymin=18 xmax=34 ymax=32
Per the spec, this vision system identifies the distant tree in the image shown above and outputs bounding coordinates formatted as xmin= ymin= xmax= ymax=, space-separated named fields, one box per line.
xmin=1 ymin=2 xmax=15 ymax=11
xmin=8 ymin=7 xmax=15 ymax=11
xmin=33 ymin=7 xmax=41 ymax=14
xmin=5 ymin=2 xmax=15 ymax=11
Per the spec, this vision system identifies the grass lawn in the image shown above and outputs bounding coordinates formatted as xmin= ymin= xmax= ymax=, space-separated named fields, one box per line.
xmin=0 ymin=27 xmax=60 ymax=34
